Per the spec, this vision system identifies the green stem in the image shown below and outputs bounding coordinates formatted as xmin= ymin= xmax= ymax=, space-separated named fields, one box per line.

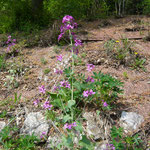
xmin=69 ymin=30 xmax=74 ymax=121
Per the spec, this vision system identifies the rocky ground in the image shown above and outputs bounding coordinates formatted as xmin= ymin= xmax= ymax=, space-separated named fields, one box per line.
xmin=0 ymin=15 xmax=150 ymax=149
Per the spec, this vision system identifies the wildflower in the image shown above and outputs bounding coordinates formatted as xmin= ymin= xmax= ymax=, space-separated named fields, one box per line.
xmin=116 ymin=40 xmax=119 ymax=43
xmin=89 ymin=89 xmax=96 ymax=95
xmin=83 ymin=90 xmax=95 ymax=97
xmin=43 ymin=101 xmax=53 ymax=110
xmin=87 ymin=64 xmax=95 ymax=72
xmin=62 ymin=15 xmax=74 ymax=24
xmin=13 ymin=39 xmax=16 ymax=42
xmin=53 ymin=85 xmax=61 ymax=91
xmin=39 ymin=85 xmax=46 ymax=94
xmin=54 ymin=69 xmax=63 ymax=74
xmin=60 ymin=80 xmax=70 ymax=89
xmin=86 ymin=76 xmax=94 ymax=82
xmin=67 ymin=124 xmax=72 ymax=130
xmin=64 ymin=122 xmax=77 ymax=130
xmin=66 ymin=24 xmax=74 ymax=30
xmin=72 ymin=122 xmax=77 ymax=127
xmin=74 ymin=39 xmax=82 ymax=47
xmin=83 ymin=90 xmax=89 ymax=97
xmin=33 ymin=99 xmax=40 ymax=106
xmin=64 ymin=123 xmax=68 ymax=129
xmin=58 ymin=33 xmax=64 ymax=41
xmin=8 ymin=35 xmax=11 ymax=39
xmin=135 ymin=52 xmax=138 ymax=55
xmin=56 ymin=54 xmax=63 ymax=62
xmin=106 ymin=143 xmax=115 ymax=150
xmin=40 ymin=131 xmax=46 ymax=139
xmin=103 ymin=102 xmax=108 ymax=107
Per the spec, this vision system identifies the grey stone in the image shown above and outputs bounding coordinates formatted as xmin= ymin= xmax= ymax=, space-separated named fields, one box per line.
xmin=0 ymin=121 xmax=6 ymax=131
xmin=120 ymin=111 xmax=144 ymax=133
xmin=83 ymin=112 xmax=112 ymax=140
xmin=21 ymin=112 xmax=50 ymax=138
xmin=47 ymin=134 xmax=62 ymax=149
xmin=95 ymin=141 xmax=108 ymax=150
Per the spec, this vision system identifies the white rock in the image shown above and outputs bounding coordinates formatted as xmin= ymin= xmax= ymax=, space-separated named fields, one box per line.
xmin=0 ymin=121 xmax=6 ymax=131
xmin=120 ymin=111 xmax=144 ymax=133
xmin=21 ymin=112 xmax=50 ymax=138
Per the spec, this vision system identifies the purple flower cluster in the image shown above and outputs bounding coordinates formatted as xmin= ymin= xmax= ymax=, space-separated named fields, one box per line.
xmin=33 ymin=99 xmax=40 ymax=106
xmin=39 ymin=85 xmax=46 ymax=94
xmin=54 ymin=69 xmax=63 ymax=74
xmin=60 ymin=80 xmax=70 ymax=89
xmin=102 ymin=100 xmax=108 ymax=107
xmin=56 ymin=54 xmax=63 ymax=62
xmin=53 ymin=85 xmax=61 ymax=91
xmin=43 ymin=101 xmax=53 ymax=110
xmin=64 ymin=122 xmax=77 ymax=130
xmin=86 ymin=76 xmax=95 ymax=82
xmin=105 ymin=143 xmax=115 ymax=150
xmin=87 ymin=64 xmax=95 ymax=72
xmin=6 ymin=35 xmax=16 ymax=52
xmin=40 ymin=131 xmax=46 ymax=139
xmin=83 ymin=89 xmax=95 ymax=97
xmin=58 ymin=15 xmax=82 ymax=53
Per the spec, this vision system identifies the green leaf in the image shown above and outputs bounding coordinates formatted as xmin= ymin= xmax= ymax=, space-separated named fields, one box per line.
xmin=68 ymin=100 xmax=76 ymax=108
xmin=63 ymin=115 xmax=72 ymax=123
xmin=47 ymin=92 xmax=59 ymax=99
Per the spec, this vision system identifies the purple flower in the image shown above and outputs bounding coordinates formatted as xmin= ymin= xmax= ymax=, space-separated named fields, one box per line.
xmin=8 ymin=35 xmax=11 ymax=39
xmin=87 ymin=64 xmax=95 ymax=72
xmin=7 ymin=47 xmax=10 ymax=52
xmin=55 ymin=69 xmax=63 ymax=74
xmin=62 ymin=15 xmax=74 ymax=24
xmin=83 ymin=90 xmax=95 ymax=97
xmin=56 ymin=54 xmax=63 ymax=62
xmin=74 ymin=39 xmax=82 ymax=47
xmin=72 ymin=122 xmax=77 ymax=127
xmin=60 ymin=80 xmax=70 ymax=89
xmin=58 ymin=33 xmax=64 ymax=41
xmin=86 ymin=76 xmax=95 ymax=82
xmin=11 ymin=43 xmax=15 ymax=46
xmin=43 ymin=101 xmax=53 ymax=110
xmin=64 ymin=123 xmax=68 ymax=129
xmin=13 ymin=39 xmax=16 ymax=42
xmin=83 ymin=90 xmax=89 ymax=97
xmin=67 ymin=124 xmax=72 ymax=129
xmin=40 ymin=131 xmax=46 ymax=139
xmin=66 ymin=24 xmax=74 ymax=30
xmin=103 ymin=102 xmax=108 ymax=107
xmin=39 ymin=85 xmax=46 ymax=94
xmin=89 ymin=89 xmax=95 ymax=95
xmin=64 ymin=122 xmax=77 ymax=130
xmin=106 ymin=143 xmax=115 ymax=150
xmin=33 ymin=99 xmax=40 ymax=106
xmin=53 ymin=86 xmax=61 ymax=91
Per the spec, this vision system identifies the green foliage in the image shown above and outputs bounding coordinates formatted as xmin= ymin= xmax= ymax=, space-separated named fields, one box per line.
xmin=0 ymin=126 xmax=39 ymax=150
xmin=131 ymin=58 xmax=146 ymax=71
xmin=104 ymin=39 xmax=146 ymax=70
xmin=110 ymin=126 xmax=144 ymax=150
xmin=0 ymin=54 xmax=6 ymax=71
xmin=49 ymin=126 xmax=95 ymax=150
xmin=44 ymin=68 xmax=51 ymax=74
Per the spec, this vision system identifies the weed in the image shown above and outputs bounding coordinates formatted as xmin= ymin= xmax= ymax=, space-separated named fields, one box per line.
xmin=44 ymin=68 xmax=51 ymax=74
xmin=41 ymin=57 xmax=47 ymax=65
xmin=123 ymin=72 xmax=129 ymax=79
xmin=110 ymin=126 xmax=144 ymax=149
xmin=131 ymin=58 xmax=146 ymax=71
xmin=0 ymin=54 xmax=6 ymax=71
xmin=0 ymin=125 xmax=39 ymax=150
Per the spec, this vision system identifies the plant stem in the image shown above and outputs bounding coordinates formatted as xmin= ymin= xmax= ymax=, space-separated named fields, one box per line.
xmin=69 ymin=30 xmax=74 ymax=121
